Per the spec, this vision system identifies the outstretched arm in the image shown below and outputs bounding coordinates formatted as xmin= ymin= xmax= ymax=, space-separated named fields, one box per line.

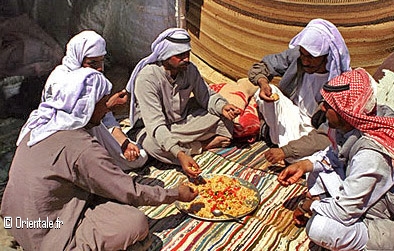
xmin=277 ymin=159 xmax=313 ymax=186
xmin=106 ymin=89 xmax=128 ymax=110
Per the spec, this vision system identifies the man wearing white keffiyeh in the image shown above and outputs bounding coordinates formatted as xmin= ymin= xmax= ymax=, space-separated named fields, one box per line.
xmin=2 ymin=31 xmax=198 ymax=251
xmin=248 ymin=18 xmax=351 ymax=165
xmin=126 ymin=28 xmax=241 ymax=177
xmin=17 ymin=30 xmax=148 ymax=170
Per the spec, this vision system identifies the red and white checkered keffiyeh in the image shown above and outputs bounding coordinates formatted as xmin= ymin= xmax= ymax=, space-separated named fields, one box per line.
xmin=321 ymin=68 xmax=394 ymax=157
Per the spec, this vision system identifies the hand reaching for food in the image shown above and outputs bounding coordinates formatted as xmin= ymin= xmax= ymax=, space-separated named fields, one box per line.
xmin=177 ymin=151 xmax=202 ymax=177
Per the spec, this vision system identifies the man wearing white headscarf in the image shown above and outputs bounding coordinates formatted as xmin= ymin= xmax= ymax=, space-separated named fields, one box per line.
xmin=248 ymin=18 xmax=351 ymax=164
xmin=21 ymin=30 xmax=148 ymax=170
xmin=125 ymin=28 xmax=240 ymax=177
xmin=1 ymin=45 xmax=198 ymax=250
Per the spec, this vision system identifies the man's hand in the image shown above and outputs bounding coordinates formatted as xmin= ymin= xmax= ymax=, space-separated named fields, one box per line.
xmin=177 ymin=151 xmax=202 ymax=178
xmin=177 ymin=184 xmax=198 ymax=202
xmin=293 ymin=196 xmax=318 ymax=226
xmin=222 ymin=104 xmax=241 ymax=121
xmin=277 ymin=160 xmax=313 ymax=186
xmin=112 ymin=127 xmax=140 ymax=162
xmin=257 ymin=78 xmax=276 ymax=102
xmin=122 ymin=140 xmax=140 ymax=161
xmin=264 ymin=148 xmax=286 ymax=164
xmin=293 ymin=207 xmax=310 ymax=226
xmin=106 ymin=89 xmax=128 ymax=110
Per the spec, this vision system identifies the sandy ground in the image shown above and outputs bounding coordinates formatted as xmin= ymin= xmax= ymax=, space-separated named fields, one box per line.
xmin=0 ymin=219 xmax=20 ymax=250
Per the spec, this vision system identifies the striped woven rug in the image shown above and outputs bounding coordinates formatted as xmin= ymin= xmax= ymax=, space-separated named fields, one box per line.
xmin=132 ymin=141 xmax=310 ymax=251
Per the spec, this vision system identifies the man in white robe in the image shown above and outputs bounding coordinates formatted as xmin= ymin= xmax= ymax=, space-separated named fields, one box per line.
xmin=126 ymin=28 xmax=240 ymax=177
xmin=248 ymin=18 xmax=351 ymax=164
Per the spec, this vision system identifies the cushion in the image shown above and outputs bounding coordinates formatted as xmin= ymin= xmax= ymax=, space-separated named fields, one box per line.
xmin=209 ymin=78 xmax=261 ymax=143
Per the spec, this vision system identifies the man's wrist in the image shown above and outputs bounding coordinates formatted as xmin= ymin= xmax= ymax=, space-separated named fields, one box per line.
xmin=177 ymin=151 xmax=187 ymax=159
xmin=280 ymin=146 xmax=291 ymax=159
xmin=298 ymin=199 xmax=312 ymax=216
xmin=257 ymin=77 xmax=269 ymax=88
xmin=170 ymin=145 xmax=183 ymax=158
xmin=121 ymin=138 xmax=131 ymax=152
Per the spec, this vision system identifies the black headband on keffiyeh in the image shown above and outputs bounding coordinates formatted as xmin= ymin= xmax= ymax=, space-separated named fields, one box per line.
xmin=321 ymin=68 xmax=394 ymax=157
xmin=322 ymin=83 xmax=349 ymax=92
xmin=165 ymin=34 xmax=191 ymax=43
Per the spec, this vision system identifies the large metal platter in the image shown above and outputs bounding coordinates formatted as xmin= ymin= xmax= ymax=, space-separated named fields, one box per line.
xmin=175 ymin=174 xmax=260 ymax=221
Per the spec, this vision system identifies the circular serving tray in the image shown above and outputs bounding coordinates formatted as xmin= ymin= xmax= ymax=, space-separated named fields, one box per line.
xmin=175 ymin=174 xmax=260 ymax=221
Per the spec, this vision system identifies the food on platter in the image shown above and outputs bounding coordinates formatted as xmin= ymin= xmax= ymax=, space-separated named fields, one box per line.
xmin=176 ymin=174 xmax=259 ymax=220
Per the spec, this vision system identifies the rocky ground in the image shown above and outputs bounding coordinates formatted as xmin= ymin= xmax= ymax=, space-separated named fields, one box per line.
xmin=0 ymin=117 xmax=24 ymax=250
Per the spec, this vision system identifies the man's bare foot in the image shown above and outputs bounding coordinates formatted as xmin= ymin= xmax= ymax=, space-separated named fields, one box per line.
xmin=202 ymin=136 xmax=231 ymax=150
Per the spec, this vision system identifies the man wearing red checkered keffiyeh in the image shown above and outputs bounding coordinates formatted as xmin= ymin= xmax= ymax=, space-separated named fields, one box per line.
xmin=277 ymin=68 xmax=394 ymax=251
xmin=321 ymin=67 xmax=394 ymax=157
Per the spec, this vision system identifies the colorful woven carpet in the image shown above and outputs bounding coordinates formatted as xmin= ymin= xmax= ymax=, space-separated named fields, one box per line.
xmin=131 ymin=141 xmax=310 ymax=251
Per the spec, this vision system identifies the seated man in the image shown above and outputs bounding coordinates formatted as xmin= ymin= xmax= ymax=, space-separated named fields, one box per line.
xmin=126 ymin=28 xmax=240 ymax=177
xmin=42 ymin=30 xmax=147 ymax=170
xmin=248 ymin=18 xmax=351 ymax=164
xmin=1 ymin=61 xmax=197 ymax=250
xmin=278 ymin=68 xmax=394 ymax=250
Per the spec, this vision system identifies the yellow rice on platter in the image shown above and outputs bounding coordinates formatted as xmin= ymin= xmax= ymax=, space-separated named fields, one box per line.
xmin=184 ymin=175 xmax=258 ymax=219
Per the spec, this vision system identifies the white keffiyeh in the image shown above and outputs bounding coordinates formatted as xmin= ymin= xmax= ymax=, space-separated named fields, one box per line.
xmin=125 ymin=28 xmax=191 ymax=127
xmin=289 ymin=18 xmax=351 ymax=81
xmin=17 ymin=30 xmax=112 ymax=146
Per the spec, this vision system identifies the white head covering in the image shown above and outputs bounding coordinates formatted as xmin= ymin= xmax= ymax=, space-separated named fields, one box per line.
xmin=125 ymin=28 xmax=191 ymax=127
xmin=17 ymin=70 xmax=112 ymax=146
xmin=289 ymin=18 xmax=351 ymax=81
xmin=17 ymin=30 xmax=112 ymax=146
xmin=62 ymin=30 xmax=107 ymax=71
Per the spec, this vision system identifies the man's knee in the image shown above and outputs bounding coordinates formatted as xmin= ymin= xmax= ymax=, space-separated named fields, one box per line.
xmin=306 ymin=214 xmax=368 ymax=251
xmin=101 ymin=208 xmax=150 ymax=250
xmin=112 ymin=205 xmax=149 ymax=248
xmin=74 ymin=203 xmax=149 ymax=250
xmin=120 ymin=208 xmax=149 ymax=241
xmin=365 ymin=218 xmax=394 ymax=250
